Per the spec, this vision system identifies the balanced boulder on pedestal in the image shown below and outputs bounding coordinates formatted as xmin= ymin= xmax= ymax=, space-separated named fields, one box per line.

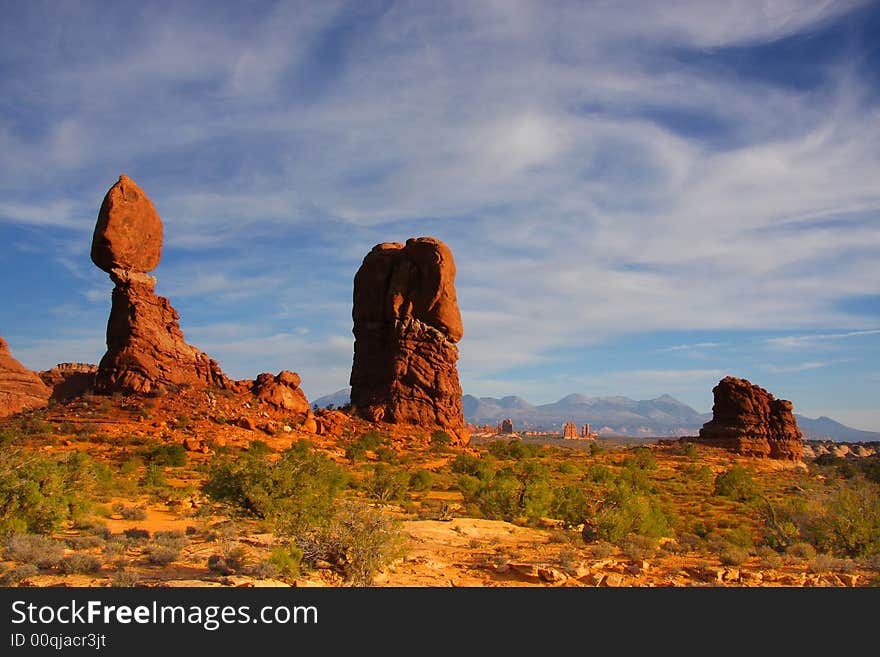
xmin=91 ymin=175 xmax=229 ymax=395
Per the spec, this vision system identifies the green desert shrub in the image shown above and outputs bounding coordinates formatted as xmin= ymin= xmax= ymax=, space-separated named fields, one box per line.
xmin=145 ymin=444 xmax=187 ymax=467
xmin=623 ymin=447 xmax=658 ymax=471
xmin=550 ymin=486 xmax=590 ymax=525
xmin=0 ymin=449 xmax=94 ymax=536
xmin=430 ymin=430 xmax=454 ymax=450
xmin=713 ymin=465 xmax=759 ymax=502
xmin=203 ymin=439 xmax=346 ymax=534
xmin=367 ymin=464 xmax=410 ymax=502
xmin=295 ymin=502 xmax=406 ymax=586
xmin=587 ymin=483 xmax=673 ymax=544
xmin=408 ymin=469 xmax=434 ymax=492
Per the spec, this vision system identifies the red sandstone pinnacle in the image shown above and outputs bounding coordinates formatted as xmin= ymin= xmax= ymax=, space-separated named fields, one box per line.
xmin=698 ymin=376 xmax=803 ymax=460
xmin=0 ymin=336 xmax=51 ymax=417
xmin=91 ymin=175 xmax=163 ymax=273
xmin=350 ymin=237 xmax=465 ymax=440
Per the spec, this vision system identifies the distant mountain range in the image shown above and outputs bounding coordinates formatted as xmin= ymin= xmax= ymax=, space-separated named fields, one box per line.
xmin=312 ymin=388 xmax=880 ymax=443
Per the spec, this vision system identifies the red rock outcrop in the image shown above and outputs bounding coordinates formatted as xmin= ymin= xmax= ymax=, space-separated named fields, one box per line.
xmin=252 ymin=371 xmax=310 ymax=414
xmin=698 ymin=376 xmax=803 ymax=460
xmin=500 ymin=418 xmax=514 ymax=434
xmin=39 ymin=363 xmax=97 ymax=401
xmin=91 ymin=175 xmax=230 ymax=395
xmin=0 ymin=336 xmax=51 ymax=417
xmin=350 ymin=237 xmax=465 ymax=439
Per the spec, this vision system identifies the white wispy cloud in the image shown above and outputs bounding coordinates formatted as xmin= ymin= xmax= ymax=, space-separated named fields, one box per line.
xmin=760 ymin=359 xmax=850 ymax=374
xmin=765 ymin=329 xmax=880 ymax=349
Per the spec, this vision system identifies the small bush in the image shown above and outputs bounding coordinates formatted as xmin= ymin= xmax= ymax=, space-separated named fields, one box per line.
xmin=588 ymin=442 xmax=604 ymax=456
xmin=590 ymin=541 xmax=615 ymax=558
xmin=430 ymin=430 xmax=454 ymax=450
xmin=146 ymin=545 xmax=179 ymax=566
xmin=123 ymin=528 xmax=151 ymax=542
xmin=204 ymin=440 xmax=346 ymax=534
xmin=267 ymin=542 xmax=303 ymax=578
xmin=787 ymin=542 xmax=817 ymax=561
xmin=110 ymin=570 xmax=140 ymax=587
xmin=59 ymin=553 xmax=102 ymax=574
xmin=248 ymin=440 xmax=271 ymax=456
xmin=296 ymin=502 xmax=406 ymax=586
xmin=139 ymin=464 xmax=166 ymax=487
xmin=4 ymin=534 xmax=65 ymax=568
xmin=623 ymin=447 xmax=658 ymax=471
xmin=713 ymin=466 xmax=759 ymax=502
xmin=622 ymin=535 xmax=658 ymax=561
xmin=550 ymin=486 xmax=589 ymax=525
xmin=2 ymin=563 xmax=39 ymax=585
xmin=367 ymin=464 xmax=410 ymax=502
xmin=719 ymin=544 xmax=750 ymax=566
xmin=583 ymin=464 xmax=615 ymax=484
xmin=375 ymin=446 xmax=399 ymax=464
xmin=0 ymin=449 xmax=95 ymax=536
xmin=147 ymin=444 xmax=188 ymax=467
xmin=451 ymin=453 xmax=494 ymax=481
xmin=408 ymin=469 xmax=434 ymax=492
xmin=115 ymin=504 xmax=148 ymax=521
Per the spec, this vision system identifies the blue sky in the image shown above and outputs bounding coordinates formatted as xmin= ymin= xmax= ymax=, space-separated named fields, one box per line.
xmin=1 ymin=0 xmax=879 ymax=430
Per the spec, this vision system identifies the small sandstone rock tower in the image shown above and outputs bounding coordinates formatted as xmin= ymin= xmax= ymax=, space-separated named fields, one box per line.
xmin=563 ymin=421 xmax=578 ymax=439
xmin=500 ymin=418 xmax=514 ymax=434
xmin=698 ymin=376 xmax=803 ymax=460
xmin=91 ymin=175 xmax=229 ymax=395
xmin=350 ymin=237 xmax=465 ymax=441
xmin=0 ymin=336 xmax=51 ymax=417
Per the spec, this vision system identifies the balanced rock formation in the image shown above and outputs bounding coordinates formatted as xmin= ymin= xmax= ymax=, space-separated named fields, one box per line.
xmin=91 ymin=175 xmax=229 ymax=395
xmin=698 ymin=376 xmax=803 ymax=460
xmin=0 ymin=336 xmax=51 ymax=417
xmin=350 ymin=237 xmax=465 ymax=439
xmin=500 ymin=418 xmax=514 ymax=434
xmin=39 ymin=363 xmax=97 ymax=401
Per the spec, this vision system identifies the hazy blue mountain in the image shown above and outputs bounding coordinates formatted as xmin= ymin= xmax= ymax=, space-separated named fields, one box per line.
xmin=464 ymin=393 xmax=709 ymax=436
xmin=316 ymin=388 xmax=878 ymax=442
xmin=312 ymin=387 xmax=351 ymax=409
xmin=795 ymin=415 xmax=880 ymax=442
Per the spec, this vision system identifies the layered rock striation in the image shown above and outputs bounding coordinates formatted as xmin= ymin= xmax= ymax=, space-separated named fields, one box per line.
xmin=350 ymin=238 xmax=465 ymax=438
xmin=91 ymin=175 xmax=230 ymax=395
xmin=698 ymin=376 xmax=803 ymax=460
xmin=0 ymin=336 xmax=51 ymax=417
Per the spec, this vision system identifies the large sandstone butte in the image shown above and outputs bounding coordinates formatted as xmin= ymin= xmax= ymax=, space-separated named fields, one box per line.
xmin=350 ymin=237 xmax=465 ymax=439
xmin=698 ymin=376 xmax=803 ymax=460
xmin=91 ymin=175 xmax=230 ymax=395
xmin=0 ymin=336 xmax=50 ymax=417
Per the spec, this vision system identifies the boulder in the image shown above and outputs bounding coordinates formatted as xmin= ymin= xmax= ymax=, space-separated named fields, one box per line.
xmin=349 ymin=237 xmax=464 ymax=437
xmin=91 ymin=175 xmax=163 ymax=273
xmin=252 ymin=371 xmax=310 ymax=414
xmin=0 ymin=336 xmax=51 ymax=417
xmin=697 ymin=376 xmax=803 ymax=460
